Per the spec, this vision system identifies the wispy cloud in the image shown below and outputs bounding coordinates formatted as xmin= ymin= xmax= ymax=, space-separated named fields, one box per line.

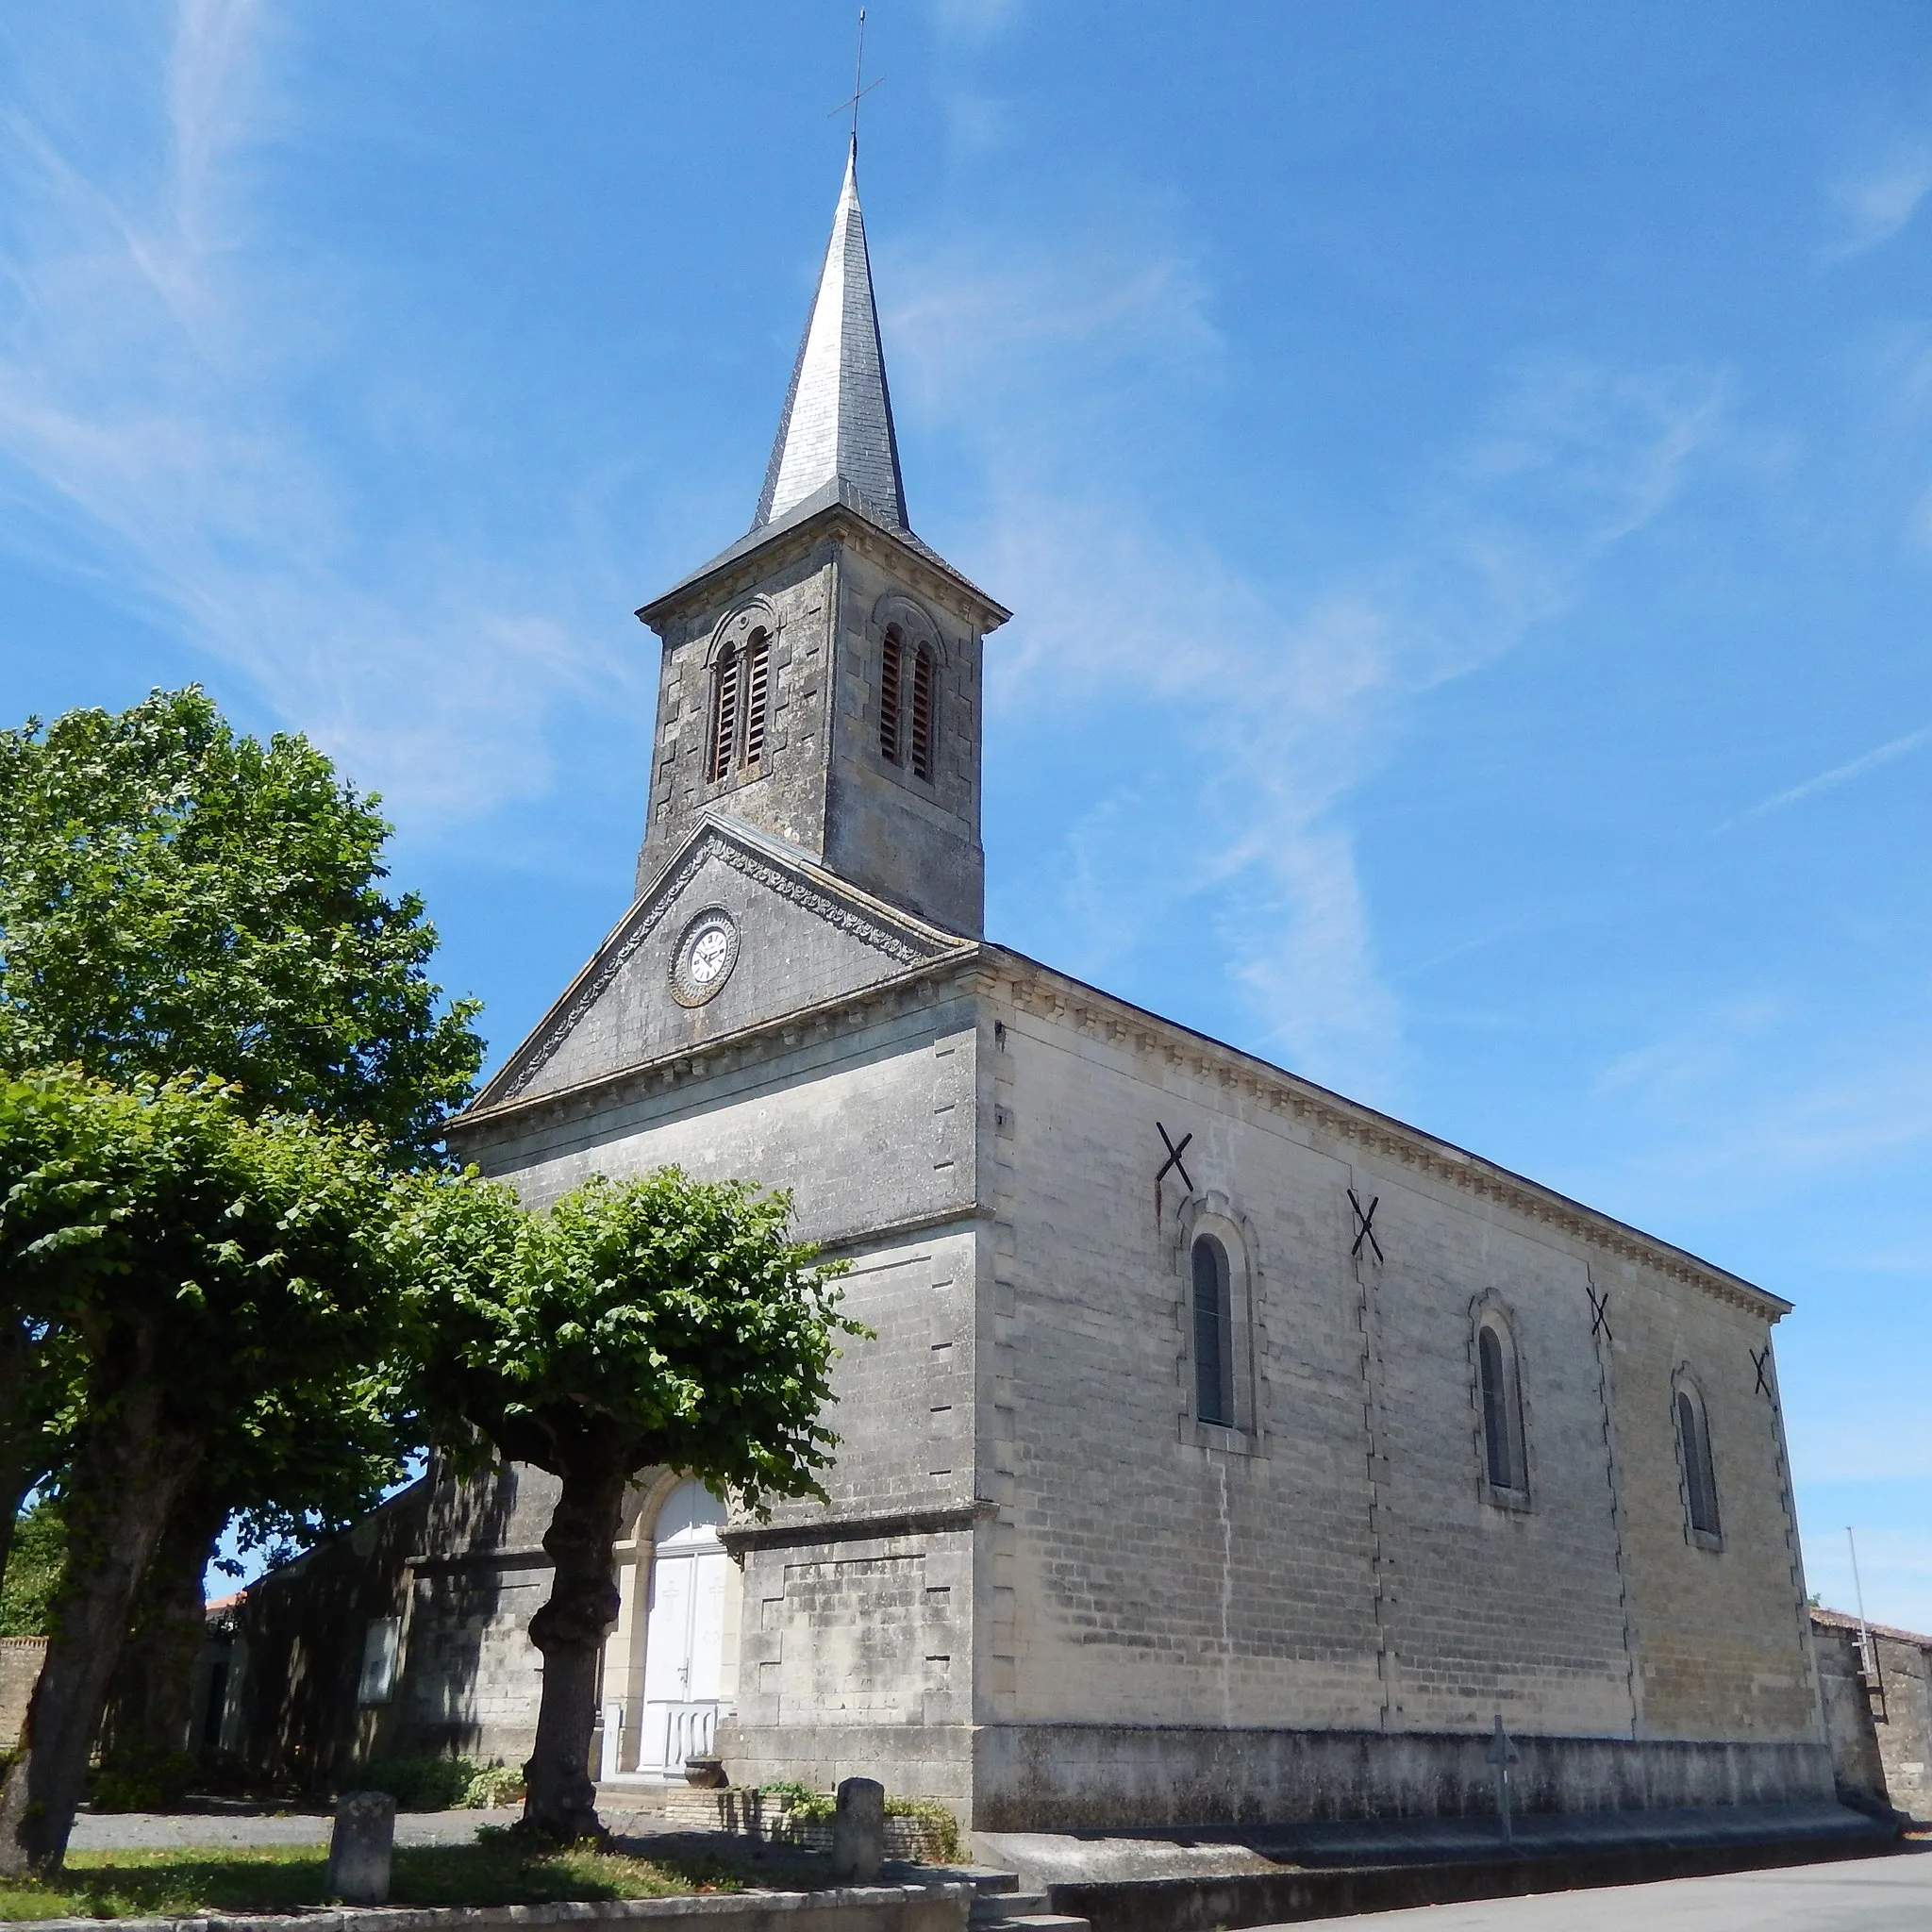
xmin=1824 ymin=135 xmax=1932 ymax=261
xmin=926 ymin=0 xmax=1027 ymax=54
xmin=1724 ymin=726 xmax=1930 ymax=827
xmin=0 ymin=1 xmax=629 ymax=824
xmin=891 ymin=212 xmax=1725 ymax=1095
xmin=1584 ymin=998 xmax=1932 ymax=1227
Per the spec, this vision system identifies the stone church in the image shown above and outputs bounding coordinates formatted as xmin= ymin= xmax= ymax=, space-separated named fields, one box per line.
xmin=226 ymin=143 xmax=1833 ymax=1832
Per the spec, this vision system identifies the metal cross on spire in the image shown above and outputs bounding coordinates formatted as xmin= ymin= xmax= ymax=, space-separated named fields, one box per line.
xmin=828 ymin=8 xmax=884 ymax=148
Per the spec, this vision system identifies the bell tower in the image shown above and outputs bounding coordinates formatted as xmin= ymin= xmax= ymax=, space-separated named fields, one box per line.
xmin=633 ymin=142 xmax=1008 ymax=939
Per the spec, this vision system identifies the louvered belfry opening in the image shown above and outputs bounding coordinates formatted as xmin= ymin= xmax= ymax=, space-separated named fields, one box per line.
xmin=708 ymin=629 xmax=770 ymax=784
xmin=909 ymin=643 xmax=935 ymax=781
xmin=708 ymin=643 xmax=740 ymax=783
xmin=741 ymin=629 xmax=770 ymax=769
xmin=879 ymin=627 xmax=904 ymax=764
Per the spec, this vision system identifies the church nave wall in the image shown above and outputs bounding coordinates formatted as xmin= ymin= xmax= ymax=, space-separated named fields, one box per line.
xmin=973 ymin=967 xmax=1823 ymax=1822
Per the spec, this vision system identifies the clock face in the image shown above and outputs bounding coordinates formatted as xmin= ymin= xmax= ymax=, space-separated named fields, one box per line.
xmin=671 ymin=908 xmax=740 ymax=1006
xmin=688 ymin=925 xmax=731 ymax=984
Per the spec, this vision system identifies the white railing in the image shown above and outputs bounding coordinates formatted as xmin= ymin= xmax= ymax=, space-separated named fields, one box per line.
xmin=667 ymin=1699 xmax=721 ymax=1768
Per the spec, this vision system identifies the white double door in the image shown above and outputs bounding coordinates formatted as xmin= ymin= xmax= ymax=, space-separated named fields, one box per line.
xmin=638 ymin=1480 xmax=730 ymax=1776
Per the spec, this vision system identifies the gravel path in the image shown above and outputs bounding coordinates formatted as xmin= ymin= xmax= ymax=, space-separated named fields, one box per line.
xmin=66 ymin=1806 xmax=524 ymax=1851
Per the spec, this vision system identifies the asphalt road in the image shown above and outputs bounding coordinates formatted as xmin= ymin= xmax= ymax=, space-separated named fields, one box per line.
xmin=1276 ymin=1849 xmax=1932 ymax=1931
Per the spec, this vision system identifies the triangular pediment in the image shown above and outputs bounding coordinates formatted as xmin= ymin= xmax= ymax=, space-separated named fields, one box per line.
xmin=469 ymin=815 xmax=971 ymax=1112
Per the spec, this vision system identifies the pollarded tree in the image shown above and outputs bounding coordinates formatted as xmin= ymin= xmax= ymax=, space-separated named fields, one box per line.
xmin=0 ymin=1074 xmax=408 ymax=1875
xmin=406 ymin=1168 xmax=859 ymax=1843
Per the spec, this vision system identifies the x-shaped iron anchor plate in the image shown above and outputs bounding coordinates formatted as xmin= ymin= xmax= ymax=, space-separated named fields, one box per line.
xmin=1348 ymin=1188 xmax=1383 ymax=1265
xmin=1156 ymin=1123 xmax=1194 ymax=1193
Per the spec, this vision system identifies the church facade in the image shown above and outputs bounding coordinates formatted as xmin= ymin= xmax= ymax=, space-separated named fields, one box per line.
xmin=234 ymin=145 xmax=1831 ymax=1830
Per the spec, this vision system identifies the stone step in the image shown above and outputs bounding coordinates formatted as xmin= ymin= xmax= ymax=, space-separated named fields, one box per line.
xmin=982 ymin=1917 xmax=1089 ymax=1932
xmin=969 ymin=1890 xmax=1050 ymax=1922
xmin=959 ymin=1870 xmax=1022 ymax=1895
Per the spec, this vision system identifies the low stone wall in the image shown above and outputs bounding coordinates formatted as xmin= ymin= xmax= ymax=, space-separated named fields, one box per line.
xmin=17 ymin=1880 xmax=970 ymax=1932
xmin=972 ymin=1724 xmax=1836 ymax=1830
xmin=1 ymin=1636 xmax=46 ymax=1745
xmin=641 ymin=1789 xmax=954 ymax=1862
xmin=718 ymin=1724 xmax=973 ymax=1824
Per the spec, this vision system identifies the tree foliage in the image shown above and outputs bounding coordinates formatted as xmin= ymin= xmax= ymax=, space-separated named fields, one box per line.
xmin=0 ymin=1501 xmax=63 ymax=1640
xmin=404 ymin=1168 xmax=860 ymax=1841
xmin=0 ymin=686 xmax=483 ymax=1162
xmin=408 ymin=1171 xmax=856 ymax=1505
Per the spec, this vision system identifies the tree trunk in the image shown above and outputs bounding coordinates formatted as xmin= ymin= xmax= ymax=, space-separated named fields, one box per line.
xmin=521 ymin=1454 xmax=628 ymax=1843
xmin=99 ymin=1484 xmax=228 ymax=1774
xmin=0 ymin=1315 xmax=38 ymax=1594
xmin=0 ymin=1385 xmax=201 ymax=1875
xmin=0 ymin=1470 xmax=25 ymax=1612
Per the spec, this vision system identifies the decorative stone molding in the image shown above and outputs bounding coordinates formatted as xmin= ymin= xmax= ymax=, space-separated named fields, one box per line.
xmin=469 ymin=929 xmax=1779 ymax=1326
xmin=487 ymin=828 xmax=950 ymax=1103
xmin=994 ymin=958 xmax=1786 ymax=1324
xmin=720 ymin=1497 xmax=996 ymax=1556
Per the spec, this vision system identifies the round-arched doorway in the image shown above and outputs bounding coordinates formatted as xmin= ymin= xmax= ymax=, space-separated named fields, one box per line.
xmin=637 ymin=1479 xmax=730 ymax=1775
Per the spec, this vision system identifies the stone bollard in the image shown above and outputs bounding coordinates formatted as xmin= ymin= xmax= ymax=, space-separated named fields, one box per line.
xmin=830 ymin=1776 xmax=885 ymax=1884
xmin=327 ymin=1790 xmax=397 ymax=1906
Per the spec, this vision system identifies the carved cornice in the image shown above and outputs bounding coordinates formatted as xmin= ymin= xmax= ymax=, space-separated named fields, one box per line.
xmin=641 ymin=501 xmax=1008 ymax=637
xmin=454 ymin=949 xmax=991 ymax=1137
xmin=463 ymin=923 xmax=1781 ymax=1326
xmin=720 ymin=1498 xmax=997 ymax=1555
xmin=487 ymin=826 xmax=950 ymax=1106
xmin=994 ymin=954 xmax=1790 ymax=1324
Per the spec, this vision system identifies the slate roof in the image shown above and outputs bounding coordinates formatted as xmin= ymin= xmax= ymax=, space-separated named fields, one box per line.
xmin=636 ymin=143 xmax=1008 ymax=630
xmin=756 ymin=137 xmax=907 ymax=533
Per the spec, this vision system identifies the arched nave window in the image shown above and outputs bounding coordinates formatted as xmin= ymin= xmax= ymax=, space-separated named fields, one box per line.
xmin=1192 ymin=1233 xmax=1234 ymax=1428
xmin=1676 ymin=1379 xmax=1722 ymax=1544
xmin=1477 ymin=1313 xmax=1528 ymax=1498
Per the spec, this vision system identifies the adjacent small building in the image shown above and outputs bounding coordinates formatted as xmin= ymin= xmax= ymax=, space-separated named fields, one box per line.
xmin=225 ymin=142 xmax=1839 ymax=1836
xmin=1810 ymin=1606 xmax=1932 ymax=1821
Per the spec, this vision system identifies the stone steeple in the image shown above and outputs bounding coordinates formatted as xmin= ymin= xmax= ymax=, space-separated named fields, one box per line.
xmin=633 ymin=145 xmax=1008 ymax=938
xmin=754 ymin=138 xmax=908 ymax=534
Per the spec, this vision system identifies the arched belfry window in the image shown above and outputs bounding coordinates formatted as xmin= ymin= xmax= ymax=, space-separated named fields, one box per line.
xmin=1477 ymin=1314 xmax=1527 ymax=1498
xmin=708 ymin=627 xmax=770 ymax=785
xmin=1676 ymin=1380 xmax=1721 ymax=1542
xmin=1192 ymin=1234 xmax=1234 ymax=1427
xmin=878 ymin=625 xmax=938 ymax=782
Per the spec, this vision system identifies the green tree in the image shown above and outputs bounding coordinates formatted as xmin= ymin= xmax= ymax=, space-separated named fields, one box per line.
xmin=0 ymin=1074 xmax=409 ymax=1875
xmin=0 ymin=685 xmax=483 ymax=1762
xmin=406 ymin=1168 xmax=859 ymax=1843
xmin=0 ymin=685 xmax=483 ymax=1159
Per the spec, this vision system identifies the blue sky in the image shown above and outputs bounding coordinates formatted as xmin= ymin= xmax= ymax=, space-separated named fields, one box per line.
xmin=1 ymin=3 xmax=1928 ymax=1627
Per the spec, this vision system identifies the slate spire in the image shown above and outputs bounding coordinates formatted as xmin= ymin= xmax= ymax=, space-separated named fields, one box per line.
xmin=754 ymin=138 xmax=908 ymax=532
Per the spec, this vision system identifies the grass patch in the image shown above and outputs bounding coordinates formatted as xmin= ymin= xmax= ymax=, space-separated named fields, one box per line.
xmin=0 ymin=1838 xmax=746 ymax=1921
